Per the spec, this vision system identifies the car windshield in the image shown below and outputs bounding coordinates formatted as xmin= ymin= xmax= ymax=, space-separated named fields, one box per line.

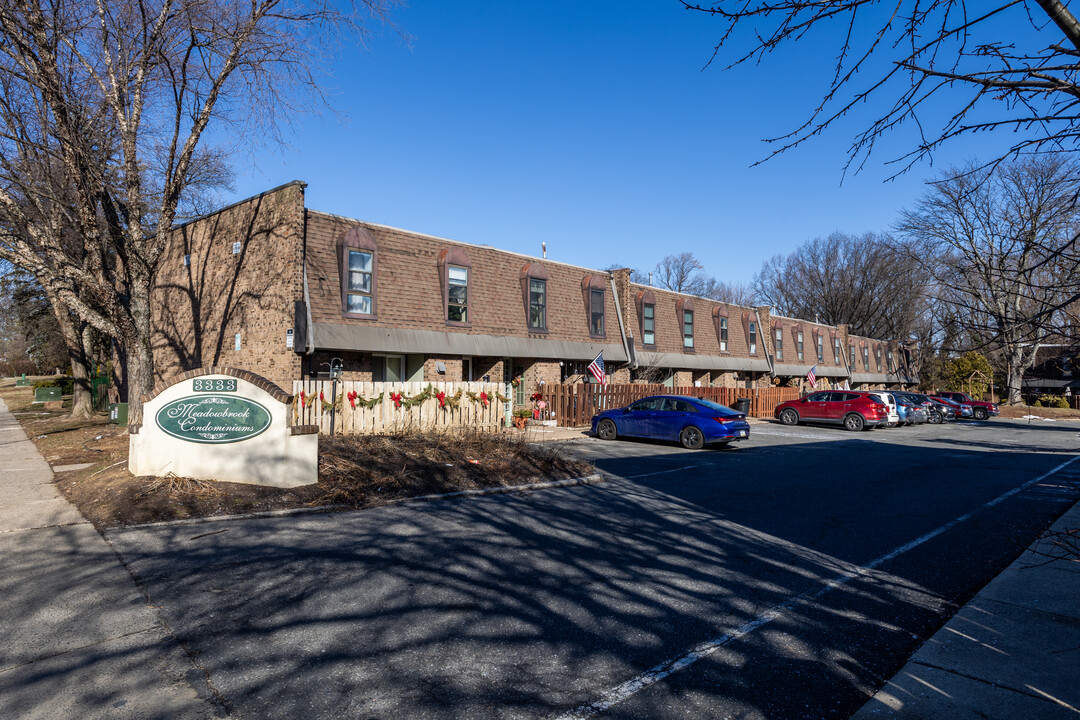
xmin=694 ymin=398 xmax=742 ymax=417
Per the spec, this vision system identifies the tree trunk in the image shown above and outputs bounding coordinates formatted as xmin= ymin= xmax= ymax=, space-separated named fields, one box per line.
xmin=44 ymin=291 xmax=94 ymax=419
xmin=124 ymin=283 xmax=155 ymax=427
xmin=68 ymin=328 xmax=94 ymax=419
xmin=1005 ymin=346 xmax=1025 ymax=405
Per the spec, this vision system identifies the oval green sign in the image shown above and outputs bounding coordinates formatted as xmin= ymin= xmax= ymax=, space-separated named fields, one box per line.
xmin=155 ymin=395 xmax=272 ymax=444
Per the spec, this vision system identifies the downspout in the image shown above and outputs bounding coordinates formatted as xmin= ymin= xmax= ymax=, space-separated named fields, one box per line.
xmin=300 ymin=185 xmax=315 ymax=362
xmin=608 ymin=272 xmax=635 ymax=370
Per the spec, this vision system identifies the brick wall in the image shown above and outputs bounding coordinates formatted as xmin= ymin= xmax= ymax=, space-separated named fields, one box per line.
xmin=151 ymin=182 xmax=305 ymax=391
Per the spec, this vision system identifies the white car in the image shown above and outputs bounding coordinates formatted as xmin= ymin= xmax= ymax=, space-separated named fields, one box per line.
xmin=868 ymin=391 xmax=900 ymax=426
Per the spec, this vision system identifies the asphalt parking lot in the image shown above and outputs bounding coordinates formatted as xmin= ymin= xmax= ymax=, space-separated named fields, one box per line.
xmin=106 ymin=417 xmax=1080 ymax=719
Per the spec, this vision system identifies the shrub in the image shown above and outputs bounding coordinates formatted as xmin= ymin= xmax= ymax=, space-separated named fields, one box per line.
xmin=1035 ymin=394 xmax=1069 ymax=409
xmin=32 ymin=376 xmax=74 ymax=395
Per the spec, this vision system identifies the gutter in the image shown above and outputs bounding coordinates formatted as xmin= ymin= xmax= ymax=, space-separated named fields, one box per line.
xmin=608 ymin=272 xmax=635 ymax=369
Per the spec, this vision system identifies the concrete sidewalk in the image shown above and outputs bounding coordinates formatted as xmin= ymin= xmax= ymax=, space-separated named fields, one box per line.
xmin=852 ymin=499 xmax=1080 ymax=719
xmin=0 ymin=398 xmax=220 ymax=719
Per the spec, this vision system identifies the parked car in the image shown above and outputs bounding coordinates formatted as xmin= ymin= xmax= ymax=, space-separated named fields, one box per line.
xmin=935 ymin=391 xmax=999 ymax=420
xmin=932 ymin=395 xmax=974 ymax=418
xmin=868 ymin=391 xmax=900 ymax=426
xmin=774 ymin=390 xmax=889 ymax=431
xmin=592 ymin=395 xmax=751 ymax=449
xmin=893 ymin=395 xmax=923 ymax=425
xmin=895 ymin=392 xmax=953 ymax=424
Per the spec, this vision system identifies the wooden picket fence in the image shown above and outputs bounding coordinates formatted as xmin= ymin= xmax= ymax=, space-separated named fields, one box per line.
xmin=537 ymin=383 xmax=802 ymax=427
xmin=293 ymin=380 xmax=509 ymax=435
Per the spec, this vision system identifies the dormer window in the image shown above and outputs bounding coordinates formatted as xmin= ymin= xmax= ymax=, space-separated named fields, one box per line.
xmin=582 ymin=275 xmax=607 ymax=338
xmin=797 ymin=331 xmax=804 ymax=362
xmin=591 ymin=290 xmax=605 ymax=335
xmin=529 ymin=278 xmax=546 ymax=329
xmin=338 ymin=226 xmax=378 ymax=319
xmin=643 ymin=303 xmax=655 ymax=344
xmin=774 ymin=327 xmax=783 ymax=361
xmin=636 ymin=288 xmax=657 ymax=346
xmin=850 ymin=344 xmax=856 ymax=367
xmin=875 ymin=347 xmax=883 ymax=372
xmin=438 ymin=246 xmax=473 ymax=327
xmin=520 ymin=262 xmax=550 ymax=333
xmin=834 ymin=337 xmax=842 ymax=365
xmin=863 ymin=346 xmax=870 ymax=371
xmin=448 ymin=266 xmax=469 ymax=322
xmin=816 ymin=334 xmax=824 ymax=363
xmin=683 ymin=310 xmax=694 ymax=349
xmin=749 ymin=322 xmax=757 ymax=354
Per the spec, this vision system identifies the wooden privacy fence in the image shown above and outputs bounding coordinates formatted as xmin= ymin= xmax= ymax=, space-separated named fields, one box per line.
xmin=537 ymin=384 xmax=802 ymax=427
xmin=293 ymin=380 xmax=510 ymax=435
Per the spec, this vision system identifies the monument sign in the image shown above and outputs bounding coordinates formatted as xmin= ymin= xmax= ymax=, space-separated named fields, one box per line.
xmin=129 ymin=368 xmax=317 ymax=487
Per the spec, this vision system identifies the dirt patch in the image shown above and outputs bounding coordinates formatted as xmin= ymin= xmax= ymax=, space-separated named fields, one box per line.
xmin=1 ymin=381 xmax=594 ymax=530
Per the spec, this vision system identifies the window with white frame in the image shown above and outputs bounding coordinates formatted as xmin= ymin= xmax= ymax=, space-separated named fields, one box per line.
xmin=774 ymin=328 xmax=783 ymax=360
xmin=719 ymin=317 xmax=728 ymax=352
xmin=683 ymin=310 xmax=694 ymax=349
xmin=797 ymin=331 xmax=804 ymax=361
xmin=346 ymin=249 xmax=374 ymax=315
xmin=529 ymin=278 xmax=546 ymax=330
xmin=448 ymin=265 xmax=468 ymax=322
xmin=749 ymin=322 xmax=757 ymax=354
xmin=817 ymin=335 xmax=824 ymax=363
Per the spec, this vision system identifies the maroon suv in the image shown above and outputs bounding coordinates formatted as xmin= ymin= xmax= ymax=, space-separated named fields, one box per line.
xmin=935 ymin=391 xmax=999 ymax=420
xmin=774 ymin=390 xmax=890 ymax=431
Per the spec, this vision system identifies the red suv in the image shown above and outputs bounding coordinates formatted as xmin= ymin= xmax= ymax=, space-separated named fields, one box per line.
xmin=935 ymin=391 xmax=999 ymax=420
xmin=774 ymin=390 xmax=890 ymax=431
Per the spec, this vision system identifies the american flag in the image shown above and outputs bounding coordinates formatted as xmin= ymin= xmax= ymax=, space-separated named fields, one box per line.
xmin=587 ymin=352 xmax=605 ymax=384
xmin=806 ymin=365 xmax=817 ymax=389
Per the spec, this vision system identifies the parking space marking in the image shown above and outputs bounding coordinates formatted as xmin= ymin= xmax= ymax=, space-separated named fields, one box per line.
xmin=552 ymin=453 xmax=1080 ymax=720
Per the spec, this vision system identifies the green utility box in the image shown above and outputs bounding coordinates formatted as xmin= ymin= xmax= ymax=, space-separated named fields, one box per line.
xmin=109 ymin=403 xmax=128 ymax=425
xmin=34 ymin=386 xmax=62 ymax=403
xmin=15 ymin=374 xmax=30 ymax=386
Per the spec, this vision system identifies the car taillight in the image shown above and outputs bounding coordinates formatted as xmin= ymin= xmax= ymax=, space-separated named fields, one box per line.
xmin=714 ymin=416 xmax=745 ymax=423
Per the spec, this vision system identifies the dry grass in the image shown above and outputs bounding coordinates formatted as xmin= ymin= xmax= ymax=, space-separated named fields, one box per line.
xmin=998 ymin=404 xmax=1080 ymax=420
xmin=0 ymin=380 xmax=594 ymax=529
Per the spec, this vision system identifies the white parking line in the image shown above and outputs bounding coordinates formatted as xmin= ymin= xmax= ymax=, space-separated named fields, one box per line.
xmin=552 ymin=453 xmax=1080 ymax=720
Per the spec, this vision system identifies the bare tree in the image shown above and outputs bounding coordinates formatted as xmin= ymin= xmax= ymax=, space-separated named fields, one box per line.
xmin=753 ymin=232 xmax=922 ymax=339
xmin=654 ymin=253 xmax=705 ymax=293
xmin=0 ymin=0 xmax=394 ymax=423
xmin=684 ymin=1 xmax=1080 ymax=174
xmin=896 ymin=155 xmax=1080 ymax=404
xmin=698 ymin=277 xmax=757 ymax=306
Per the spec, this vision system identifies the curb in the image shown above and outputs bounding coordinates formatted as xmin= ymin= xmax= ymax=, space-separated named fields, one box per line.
xmin=107 ymin=473 xmax=607 ymax=532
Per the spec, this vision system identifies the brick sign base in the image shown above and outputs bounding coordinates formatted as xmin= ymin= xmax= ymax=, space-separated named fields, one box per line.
xmin=129 ymin=368 xmax=318 ymax=487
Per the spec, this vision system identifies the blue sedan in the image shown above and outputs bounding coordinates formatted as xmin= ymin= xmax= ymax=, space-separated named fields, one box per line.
xmin=591 ymin=395 xmax=751 ymax=449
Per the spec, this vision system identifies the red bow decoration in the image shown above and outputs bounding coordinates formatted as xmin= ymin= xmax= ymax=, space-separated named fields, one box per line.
xmin=299 ymin=390 xmax=308 ymax=408
xmin=480 ymin=391 xmax=489 ymax=407
xmin=347 ymin=390 xmax=358 ymax=409
xmin=436 ymin=391 xmax=446 ymax=408
xmin=390 ymin=391 xmax=403 ymax=408
xmin=319 ymin=390 xmax=326 ymax=403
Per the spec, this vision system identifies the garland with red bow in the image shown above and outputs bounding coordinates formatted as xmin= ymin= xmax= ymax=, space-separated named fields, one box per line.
xmin=346 ymin=389 xmax=383 ymax=410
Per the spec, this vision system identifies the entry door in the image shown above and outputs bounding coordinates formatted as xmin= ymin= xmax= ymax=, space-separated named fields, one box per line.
xmin=385 ymin=355 xmax=405 ymax=383
xmin=462 ymin=357 xmax=473 ymax=382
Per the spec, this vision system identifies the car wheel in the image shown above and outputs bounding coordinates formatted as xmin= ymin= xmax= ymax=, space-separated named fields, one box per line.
xmin=597 ymin=419 xmax=617 ymax=441
xmin=974 ymin=408 xmax=988 ymax=420
xmin=680 ymin=426 xmax=705 ymax=450
xmin=844 ymin=413 xmax=865 ymax=432
xmin=779 ymin=408 xmax=799 ymax=426
xmin=928 ymin=410 xmax=942 ymax=424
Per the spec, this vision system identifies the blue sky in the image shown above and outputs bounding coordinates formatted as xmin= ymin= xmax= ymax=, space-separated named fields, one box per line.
xmin=222 ymin=1 xmax=1002 ymax=286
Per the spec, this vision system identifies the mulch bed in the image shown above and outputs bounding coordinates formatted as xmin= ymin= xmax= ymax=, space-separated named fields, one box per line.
xmin=1 ymin=382 xmax=594 ymax=530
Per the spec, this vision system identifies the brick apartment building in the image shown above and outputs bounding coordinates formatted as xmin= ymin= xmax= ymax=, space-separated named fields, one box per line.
xmin=149 ymin=181 xmax=917 ymax=400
